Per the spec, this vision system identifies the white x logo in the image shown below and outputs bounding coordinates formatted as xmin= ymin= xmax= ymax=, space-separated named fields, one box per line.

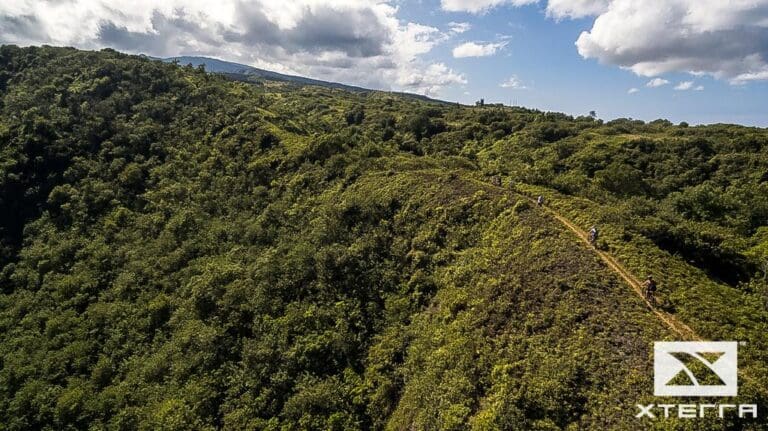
xmin=636 ymin=404 xmax=655 ymax=418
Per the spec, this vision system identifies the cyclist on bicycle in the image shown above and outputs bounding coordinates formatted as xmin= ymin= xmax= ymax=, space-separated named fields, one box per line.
xmin=643 ymin=275 xmax=657 ymax=303
xmin=588 ymin=226 xmax=598 ymax=245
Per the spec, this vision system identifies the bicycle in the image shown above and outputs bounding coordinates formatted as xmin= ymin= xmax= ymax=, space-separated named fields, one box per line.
xmin=645 ymin=288 xmax=656 ymax=305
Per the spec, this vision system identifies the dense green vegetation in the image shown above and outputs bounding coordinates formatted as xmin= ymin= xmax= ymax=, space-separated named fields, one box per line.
xmin=1 ymin=45 xmax=767 ymax=430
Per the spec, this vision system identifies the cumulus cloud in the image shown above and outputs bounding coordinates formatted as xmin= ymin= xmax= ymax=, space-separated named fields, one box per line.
xmin=399 ymin=63 xmax=467 ymax=94
xmin=646 ymin=78 xmax=670 ymax=87
xmin=441 ymin=0 xmax=537 ymax=14
xmin=452 ymin=41 xmax=506 ymax=58
xmin=0 ymin=0 xmax=464 ymax=96
xmin=733 ymin=70 xmax=768 ymax=83
xmin=448 ymin=22 xmax=472 ymax=34
xmin=500 ymin=75 xmax=527 ymax=89
xmin=674 ymin=80 xmax=703 ymax=91
xmin=573 ymin=0 xmax=768 ymax=83
xmin=546 ymin=0 xmax=610 ymax=19
xmin=438 ymin=0 xmax=768 ymax=85
xmin=627 ymin=87 xmax=639 ymax=94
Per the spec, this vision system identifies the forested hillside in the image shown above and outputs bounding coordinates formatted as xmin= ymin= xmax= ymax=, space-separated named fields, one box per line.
xmin=1 ymin=45 xmax=767 ymax=430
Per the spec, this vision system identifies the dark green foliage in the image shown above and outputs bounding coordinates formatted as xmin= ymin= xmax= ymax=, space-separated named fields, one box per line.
xmin=1 ymin=46 xmax=767 ymax=430
xmin=345 ymin=105 xmax=365 ymax=126
xmin=403 ymin=110 xmax=446 ymax=141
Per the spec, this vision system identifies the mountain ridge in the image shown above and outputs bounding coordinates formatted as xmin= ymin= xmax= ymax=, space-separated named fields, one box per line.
xmin=158 ymin=55 xmax=454 ymax=105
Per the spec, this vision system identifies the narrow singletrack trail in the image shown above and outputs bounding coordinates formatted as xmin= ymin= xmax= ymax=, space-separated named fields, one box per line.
xmin=531 ymin=199 xmax=702 ymax=341
xmin=518 ymin=193 xmax=768 ymax=396
xmin=469 ymin=176 xmax=703 ymax=340
xmin=469 ymin=175 xmax=703 ymax=340
xmin=470 ymin=176 xmax=768 ymax=393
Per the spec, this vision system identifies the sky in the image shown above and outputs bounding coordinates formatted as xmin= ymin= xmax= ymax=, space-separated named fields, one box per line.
xmin=2 ymin=0 xmax=768 ymax=126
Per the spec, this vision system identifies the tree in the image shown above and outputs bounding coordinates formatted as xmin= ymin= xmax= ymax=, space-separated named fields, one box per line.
xmin=345 ymin=105 xmax=365 ymax=125
xmin=747 ymin=228 xmax=768 ymax=280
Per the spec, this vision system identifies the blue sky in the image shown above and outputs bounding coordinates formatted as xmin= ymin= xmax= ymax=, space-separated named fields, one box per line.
xmin=2 ymin=0 xmax=767 ymax=126
xmin=403 ymin=1 xmax=768 ymax=126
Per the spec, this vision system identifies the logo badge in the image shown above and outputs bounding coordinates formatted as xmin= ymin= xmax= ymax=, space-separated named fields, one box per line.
xmin=654 ymin=341 xmax=738 ymax=397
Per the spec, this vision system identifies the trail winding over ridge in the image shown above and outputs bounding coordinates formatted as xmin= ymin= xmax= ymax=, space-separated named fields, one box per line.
xmin=461 ymin=174 xmax=766 ymax=395
xmin=469 ymin=175 xmax=703 ymax=340
xmin=467 ymin=170 xmax=768 ymax=397
xmin=516 ymin=192 xmax=768 ymax=397
xmin=531 ymin=199 xmax=702 ymax=341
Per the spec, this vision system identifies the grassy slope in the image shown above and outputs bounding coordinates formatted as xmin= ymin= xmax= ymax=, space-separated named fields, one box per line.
xmin=383 ymin=186 xmax=667 ymax=430
xmin=513 ymin=183 xmax=768 ymax=428
xmin=371 ymin=175 xmax=765 ymax=430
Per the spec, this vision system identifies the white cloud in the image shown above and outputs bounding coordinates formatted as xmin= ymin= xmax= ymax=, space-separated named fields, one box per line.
xmin=646 ymin=78 xmax=669 ymax=87
xmin=394 ymin=22 xmax=446 ymax=61
xmin=397 ymin=62 xmax=467 ymax=95
xmin=695 ymin=85 xmax=704 ymax=91
xmin=0 ymin=0 xmax=465 ymax=96
xmin=732 ymin=70 xmax=768 ymax=83
xmin=573 ymin=0 xmax=768 ymax=83
xmin=500 ymin=75 xmax=527 ymax=89
xmin=440 ymin=0 xmax=768 ymax=83
xmin=448 ymin=21 xmax=471 ymax=34
xmin=440 ymin=0 xmax=537 ymax=14
xmin=546 ymin=0 xmax=610 ymax=19
xmin=674 ymin=81 xmax=694 ymax=90
xmin=452 ymin=41 xmax=507 ymax=58
xmin=627 ymin=87 xmax=639 ymax=94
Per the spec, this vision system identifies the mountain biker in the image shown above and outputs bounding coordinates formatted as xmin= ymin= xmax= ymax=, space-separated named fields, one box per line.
xmin=643 ymin=275 xmax=657 ymax=303
xmin=537 ymin=195 xmax=544 ymax=206
xmin=588 ymin=226 xmax=598 ymax=245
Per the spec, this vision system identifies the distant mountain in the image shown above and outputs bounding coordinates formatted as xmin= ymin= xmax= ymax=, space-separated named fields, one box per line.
xmin=160 ymin=55 xmax=449 ymax=103
xmin=162 ymin=56 xmax=367 ymax=92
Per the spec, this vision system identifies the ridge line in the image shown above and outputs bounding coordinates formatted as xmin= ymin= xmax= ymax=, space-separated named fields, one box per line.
xmin=533 ymin=199 xmax=702 ymax=341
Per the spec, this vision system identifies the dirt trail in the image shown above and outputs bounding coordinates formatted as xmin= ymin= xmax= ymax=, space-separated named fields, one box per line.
xmin=466 ymin=176 xmax=701 ymax=339
xmin=418 ymin=172 xmax=750 ymax=344
xmin=532 ymin=200 xmax=702 ymax=341
xmin=471 ymin=176 xmax=768 ymax=393
xmin=514 ymin=193 xmax=768 ymax=397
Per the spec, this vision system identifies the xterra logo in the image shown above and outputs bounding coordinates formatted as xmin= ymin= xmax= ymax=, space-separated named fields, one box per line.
xmin=635 ymin=341 xmax=758 ymax=419
xmin=654 ymin=341 xmax=737 ymax=397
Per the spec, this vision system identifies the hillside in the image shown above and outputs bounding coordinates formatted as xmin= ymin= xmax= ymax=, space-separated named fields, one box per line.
xmin=160 ymin=56 xmax=369 ymax=93
xmin=160 ymin=56 xmax=449 ymax=104
xmin=1 ymin=45 xmax=768 ymax=430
